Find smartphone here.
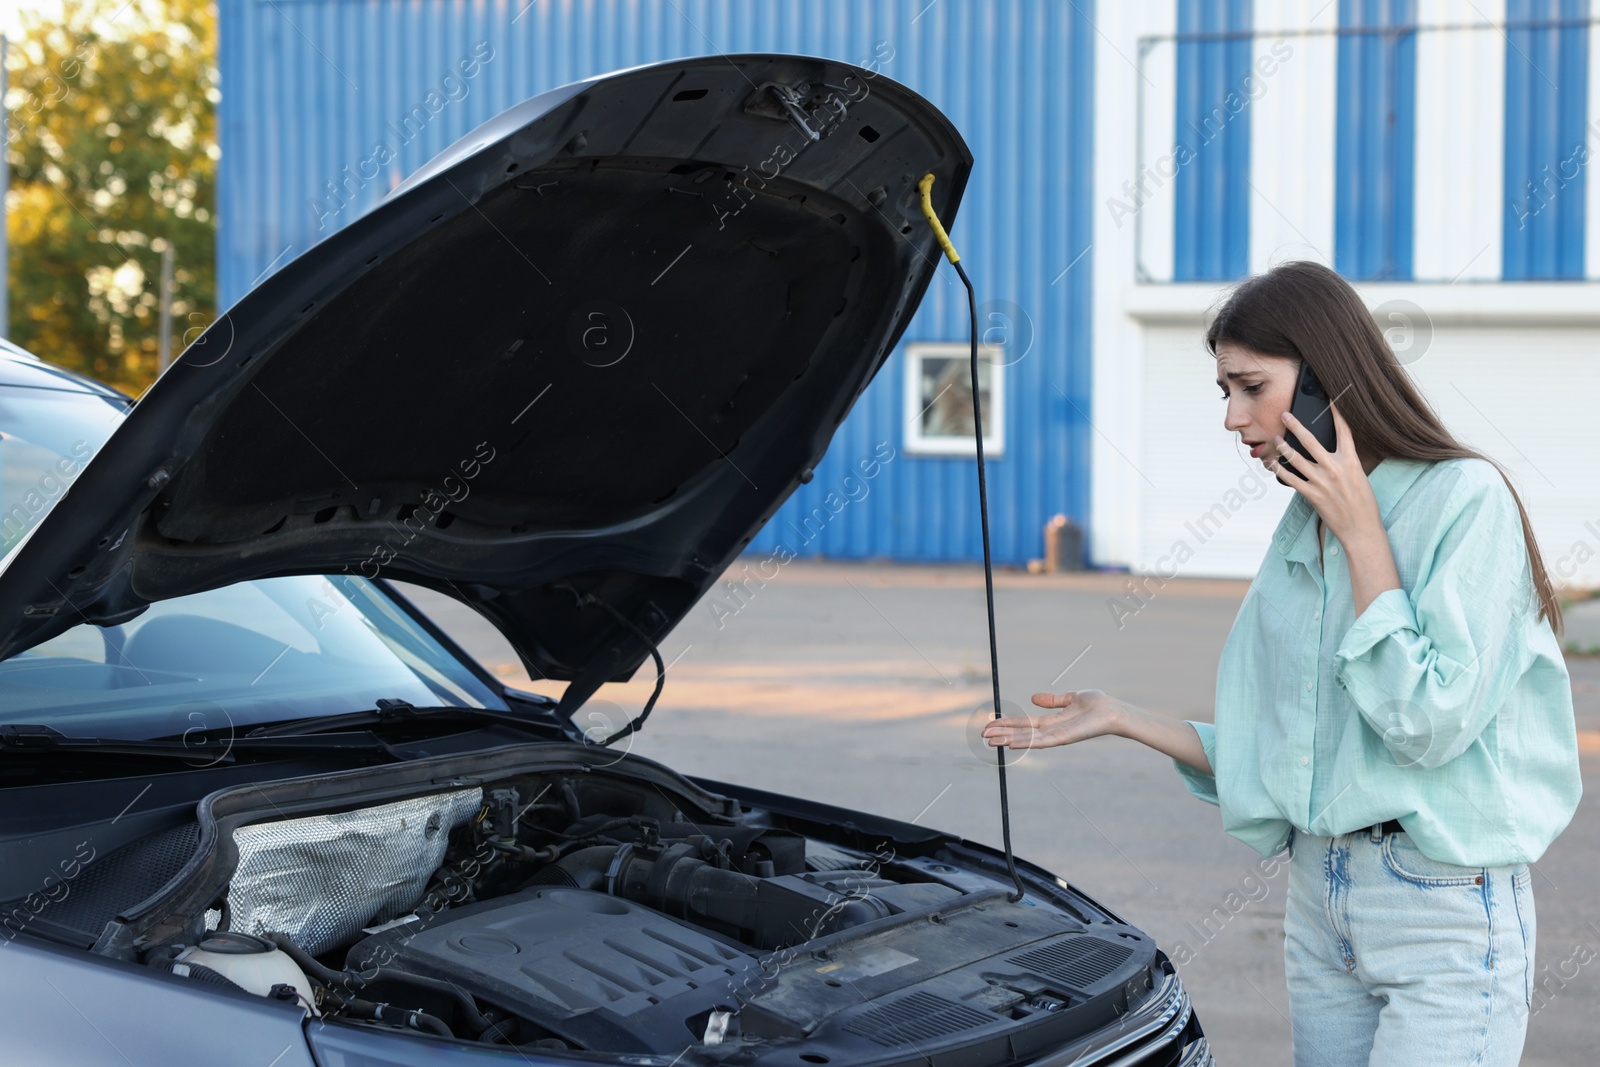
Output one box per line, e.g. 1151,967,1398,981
1280,359,1337,479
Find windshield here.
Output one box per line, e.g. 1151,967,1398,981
0,383,125,555
0,381,507,738
0,574,507,738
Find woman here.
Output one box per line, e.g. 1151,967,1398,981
982,261,1581,1066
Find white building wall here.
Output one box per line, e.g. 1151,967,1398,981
1090,0,1176,576
1248,1,1338,272
1093,3,1600,591
1413,0,1505,282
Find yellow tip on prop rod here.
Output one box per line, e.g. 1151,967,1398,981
916,173,960,264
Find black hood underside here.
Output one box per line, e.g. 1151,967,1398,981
0,55,971,721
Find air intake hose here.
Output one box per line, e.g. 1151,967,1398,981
537,841,889,950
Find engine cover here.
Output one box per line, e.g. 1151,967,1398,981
346,883,1160,1065
347,886,761,1052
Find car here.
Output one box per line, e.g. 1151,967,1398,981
0,54,1213,1067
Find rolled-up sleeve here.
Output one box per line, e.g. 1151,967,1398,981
1333,472,1533,771
1173,720,1220,806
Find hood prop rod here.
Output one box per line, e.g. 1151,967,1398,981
917,174,1026,904
553,585,665,748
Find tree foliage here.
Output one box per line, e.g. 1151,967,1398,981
5,0,217,394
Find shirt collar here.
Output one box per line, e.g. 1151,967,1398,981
1271,455,1433,568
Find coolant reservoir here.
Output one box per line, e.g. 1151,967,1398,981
174,932,320,1015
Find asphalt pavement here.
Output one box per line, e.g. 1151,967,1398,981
393,561,1599,1067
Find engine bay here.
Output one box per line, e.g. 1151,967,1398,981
42,746,1163,1063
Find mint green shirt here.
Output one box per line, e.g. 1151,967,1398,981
1174,455,1582,867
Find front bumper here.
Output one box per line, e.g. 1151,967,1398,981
1029,964,1214,1067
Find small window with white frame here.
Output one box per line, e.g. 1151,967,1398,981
902,342,1005,457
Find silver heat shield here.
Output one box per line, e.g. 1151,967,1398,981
226,788,482,954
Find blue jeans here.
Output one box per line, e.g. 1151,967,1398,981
1284,824,1535,1067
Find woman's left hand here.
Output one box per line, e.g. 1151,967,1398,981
1268,402,1382,546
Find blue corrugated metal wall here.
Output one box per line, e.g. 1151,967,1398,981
1172,0,1252,281
1503,0,1590,279
1335,0,1415,280
216,0,1096,566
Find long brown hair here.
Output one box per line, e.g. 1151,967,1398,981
1205,260,1563,637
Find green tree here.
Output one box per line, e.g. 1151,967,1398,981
4,0,217,394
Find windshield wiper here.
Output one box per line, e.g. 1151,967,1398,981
244,698,562,740
0,723,399,764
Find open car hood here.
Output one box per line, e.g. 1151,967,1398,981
0,54,971,719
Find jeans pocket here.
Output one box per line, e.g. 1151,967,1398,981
1379,832,1485,887
1512,865,1535,1011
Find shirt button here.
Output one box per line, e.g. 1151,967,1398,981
1305,681,1314,692
1300,757,1310,766
1330,545,1340,556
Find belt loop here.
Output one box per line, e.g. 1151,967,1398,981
1368,822,1382,844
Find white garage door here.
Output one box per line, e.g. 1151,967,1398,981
1405,323,1600,590
1138,322,1298,581
1135,320,1600,589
